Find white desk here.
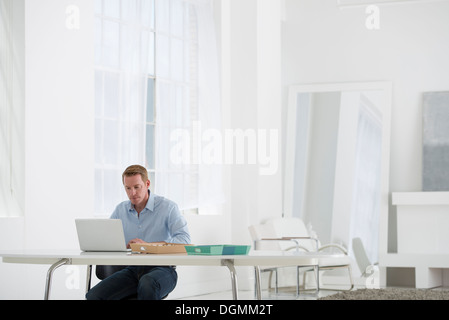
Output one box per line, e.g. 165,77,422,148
0,250,342,300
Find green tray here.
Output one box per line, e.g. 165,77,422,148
185,245,251,256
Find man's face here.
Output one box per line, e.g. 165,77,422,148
123,174,150,207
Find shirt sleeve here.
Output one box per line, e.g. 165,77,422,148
168,203,191,244
110,205,120,219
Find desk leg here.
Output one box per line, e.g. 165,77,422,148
221,259,238,300
254,266,262,300
44,258,70,300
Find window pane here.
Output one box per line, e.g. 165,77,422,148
122,0,138,22
95,119,103,163
104,119,119,165
95,0,103,15
104,169,122,214
124,76,145,121
156,0,169,33
121,121,145,165
171,38,184,81
95,18,102,65
174,85,184,127
95,169,104,214
149,171,155,184
95,70,103,118
171,0,184,37
141,0,155,29
169,173,184,205
146,124,155,170
141,30,155,76
184,173,198,209
104,0,120,19
121,24,139,73
147,32,155,76
103,20,120,68
147,78,155,123
104,72,120,119
156,34,169,77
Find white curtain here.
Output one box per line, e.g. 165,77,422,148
94,0,153,214
0,0,24,217
154,0,224,212
349,96,383,265
95,0,223,215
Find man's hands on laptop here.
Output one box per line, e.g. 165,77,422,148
127,238,145,249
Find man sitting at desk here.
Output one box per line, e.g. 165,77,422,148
86,165,191,300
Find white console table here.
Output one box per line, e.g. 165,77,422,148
384,192,449,288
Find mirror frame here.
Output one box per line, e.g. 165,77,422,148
284,81,392,259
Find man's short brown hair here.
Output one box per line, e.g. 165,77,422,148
122,165,149,184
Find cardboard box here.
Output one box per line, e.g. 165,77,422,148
130,242,191,254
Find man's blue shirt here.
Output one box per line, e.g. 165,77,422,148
110,191,191,245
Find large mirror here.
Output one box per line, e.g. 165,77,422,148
284,82,392,264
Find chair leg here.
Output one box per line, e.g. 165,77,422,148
347,265,354,291
298,267,319,293
254,266,262,300
317,265,354,291
86,265,92,294
296,267,300,296
275,268,278,294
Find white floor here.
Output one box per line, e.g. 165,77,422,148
176,285,449,300
176,287,344,300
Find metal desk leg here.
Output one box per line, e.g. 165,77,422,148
222,259,238,300
44,258,70,300
254,266,262,300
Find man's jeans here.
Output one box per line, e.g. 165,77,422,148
86,266,177,300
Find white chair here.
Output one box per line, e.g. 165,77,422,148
250,218,354,293
248,223,317,296
248,224,282,294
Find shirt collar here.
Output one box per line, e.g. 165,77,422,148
128,190,154,213
147,190,155,212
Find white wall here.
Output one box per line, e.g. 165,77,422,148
0,0,95,300
227,0,283,244
282,0,449,253
24,0,95,251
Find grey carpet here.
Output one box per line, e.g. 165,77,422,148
319,288,449,300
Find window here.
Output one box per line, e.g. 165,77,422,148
94,0,156,215
153,0,201,213
94,0,220,216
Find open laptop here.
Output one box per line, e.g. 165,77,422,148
75,219,129,252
